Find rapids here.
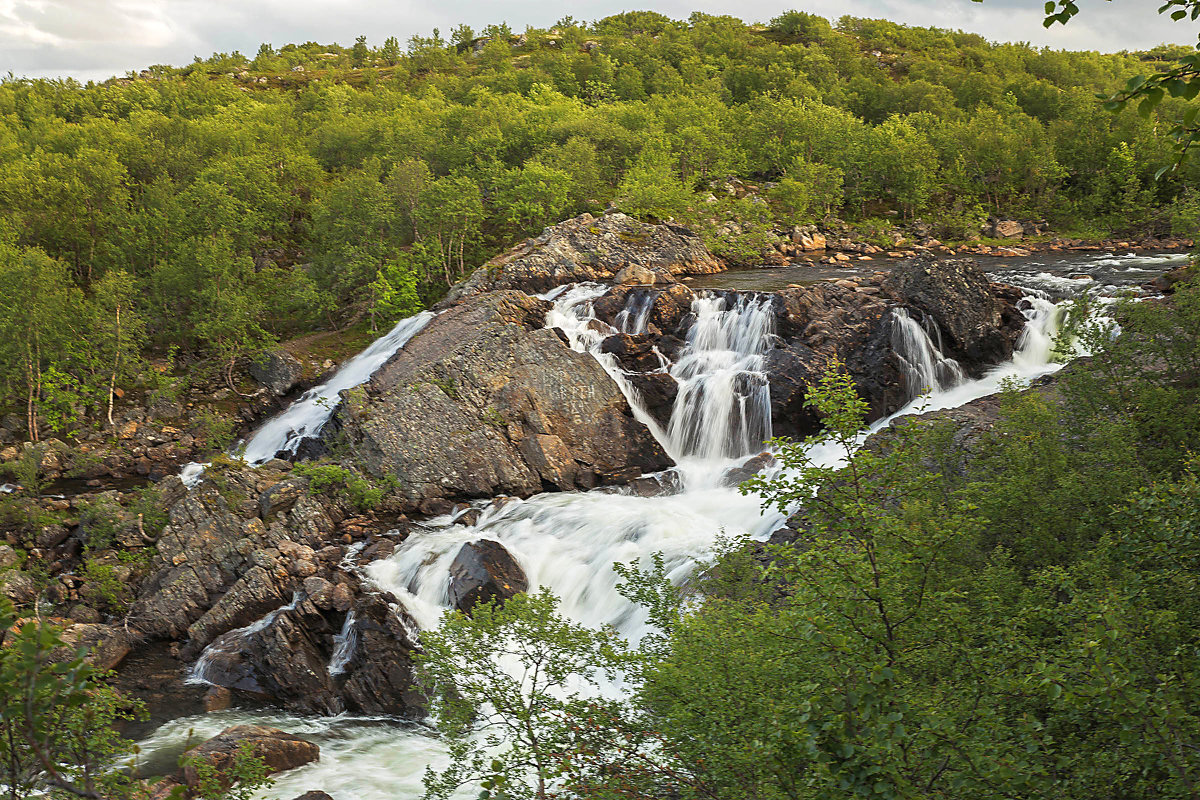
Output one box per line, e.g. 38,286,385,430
144,253,1158,799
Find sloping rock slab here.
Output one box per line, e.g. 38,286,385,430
335,290,671,511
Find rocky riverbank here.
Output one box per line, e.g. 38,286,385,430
0,210,1169,796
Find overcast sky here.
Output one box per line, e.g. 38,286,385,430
1,0,1195,83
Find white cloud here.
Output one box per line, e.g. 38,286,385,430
0,0,1195,82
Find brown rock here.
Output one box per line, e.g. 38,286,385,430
182,725,319,790
443,212,722,302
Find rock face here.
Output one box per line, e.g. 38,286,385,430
182,725,319,790
334,290,672,513
881,254,1021,371
442,212,723,303
448,540,528,613
249,350,305,396
195,589,426,718
127,470,337,648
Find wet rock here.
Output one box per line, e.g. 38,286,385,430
448,540,529,613
181,725,319,790
292,793,335,800
593,283,697,337
882,254,1022,371
600,334,664,372
628,470,683,497
249,350,305,396
720,452,777,487
196,589,426,719
624,372,679,428
335,290,672,509
443,212,723,302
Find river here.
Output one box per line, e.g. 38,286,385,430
136,250,1186,799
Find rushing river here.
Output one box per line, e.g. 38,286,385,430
140,251,1185,799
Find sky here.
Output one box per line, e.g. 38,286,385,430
1,0,1195,83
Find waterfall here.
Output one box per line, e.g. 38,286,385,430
327,610,358,676
613,289,657,334
241,311,436,464
666,294,775,461
891,308,965,400
157,271,1108,800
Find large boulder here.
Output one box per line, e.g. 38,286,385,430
448,540,529,613
181,725,319,790
334,290,672,512
443,212,723,303
248,350,304,396
194,588,426,718
882,254,1023,370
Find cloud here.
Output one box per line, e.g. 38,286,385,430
0,0,1194,82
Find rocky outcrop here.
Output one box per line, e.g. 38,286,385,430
249,350,305,396
181,725,319,790
127,469,339,648
195,587,426,718
881,254,1023,371
448,540,528,613
442,212,723,303
334,290,672,514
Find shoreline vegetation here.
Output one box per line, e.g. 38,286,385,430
2,10,1200,444
3,6,1200,799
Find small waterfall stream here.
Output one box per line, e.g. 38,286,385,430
160,270,1109,800
891,308,965,399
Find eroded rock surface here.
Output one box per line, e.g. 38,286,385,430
443,212,723,303
334,290,672,513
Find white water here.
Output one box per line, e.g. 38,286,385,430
666,294,775,462
328,610,358,677
891,308,966,400
149,273,1101,800
242,312,436,464
178,312,436,487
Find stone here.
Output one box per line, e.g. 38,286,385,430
249,350,305,396
54,623,132,671
0,571,37,606
448,540,529,613
203,686,234,712
334,290,671,510
442,212,723,302
292,794,335,800
992,220,1024,239
181,725,319,790
882,254,1022,370
0,544,18,568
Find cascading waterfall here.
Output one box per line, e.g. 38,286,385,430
180,311,436,488
613,289,657,334
327,611,358,676
152,268,1113,800
891,308,965,399
666,294,775,461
